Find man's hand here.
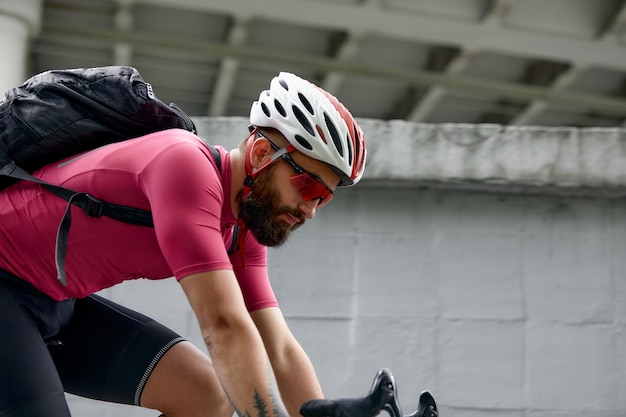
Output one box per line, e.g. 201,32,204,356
300,368,396,417
300,369,438,417
301,395,388,417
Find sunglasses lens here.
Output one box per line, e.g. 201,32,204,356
289,173,334,208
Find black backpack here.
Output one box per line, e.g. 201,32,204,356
0,66,225,285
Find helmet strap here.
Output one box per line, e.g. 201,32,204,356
238,127,290,260
242,128,289,197
242,133,257,198
236,132,257,266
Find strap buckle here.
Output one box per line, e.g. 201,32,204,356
83,194,104,217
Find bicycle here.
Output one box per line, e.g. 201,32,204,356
300,368,438,417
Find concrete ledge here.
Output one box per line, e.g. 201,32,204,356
193,117,626,198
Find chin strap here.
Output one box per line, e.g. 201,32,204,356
241,127,287,197
237,127,287,267
235,132,258,268
242,134,255,199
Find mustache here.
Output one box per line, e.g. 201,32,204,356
276,207,306,227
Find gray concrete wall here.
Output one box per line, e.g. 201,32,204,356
67,119,626,416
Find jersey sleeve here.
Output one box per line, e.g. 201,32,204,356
232,232,279,312
138,129,278,311
139,132,233,279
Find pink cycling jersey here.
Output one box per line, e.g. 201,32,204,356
0,129,278,310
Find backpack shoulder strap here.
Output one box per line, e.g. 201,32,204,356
0,142,224,227
0,162,153,226
0,142,232,287
204,144,240,257
0,162,154,286
207,144,221,172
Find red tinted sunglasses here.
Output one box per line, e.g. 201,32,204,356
258,131,335,208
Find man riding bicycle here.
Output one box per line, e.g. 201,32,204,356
0,72,366,416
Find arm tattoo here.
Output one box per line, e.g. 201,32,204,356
253,390,270,417
224,362,289,417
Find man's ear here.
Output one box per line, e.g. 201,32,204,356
249,137,274,170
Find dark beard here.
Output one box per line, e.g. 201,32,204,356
237,165,305,247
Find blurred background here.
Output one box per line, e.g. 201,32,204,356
2,1,626,417
3,0,626,126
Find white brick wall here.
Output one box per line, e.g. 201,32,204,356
63,119,626,416
70,186,626,417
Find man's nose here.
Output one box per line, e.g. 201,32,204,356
299,199,318,219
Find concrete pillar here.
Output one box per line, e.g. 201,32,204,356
0,0,42,94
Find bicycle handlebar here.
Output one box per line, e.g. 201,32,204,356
300,368,437,417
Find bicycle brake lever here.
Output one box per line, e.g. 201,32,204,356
404,391,438,417
370,368,401,417
377,370,438,417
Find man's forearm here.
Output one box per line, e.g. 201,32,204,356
180,272,293,417
207,323,291,417
271,343,324,417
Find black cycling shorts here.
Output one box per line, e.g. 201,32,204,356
0,269,184,417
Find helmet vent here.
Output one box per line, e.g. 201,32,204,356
261,102,271,117
346,133,353,167
316,125,328,144
279,79,289,90
352,124,360,166
298,93,315,115
274,99,287,117
295,134,313,150
324,113,343,157
292,105,315,136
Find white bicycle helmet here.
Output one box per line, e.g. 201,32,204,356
250,72,366,186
